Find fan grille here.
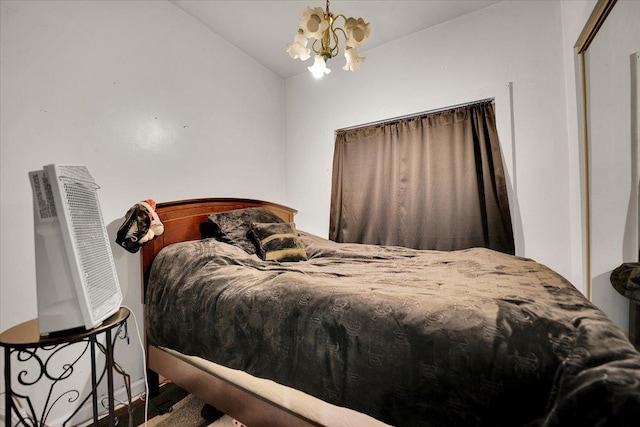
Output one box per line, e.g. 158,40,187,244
58,165,120,320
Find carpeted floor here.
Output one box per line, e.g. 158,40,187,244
146,394,236,427
100,383,237,427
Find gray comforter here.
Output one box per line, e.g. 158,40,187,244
146,232,640,426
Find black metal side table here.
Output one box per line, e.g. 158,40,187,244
0,307,130,427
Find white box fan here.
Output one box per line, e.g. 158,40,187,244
29,164,122,335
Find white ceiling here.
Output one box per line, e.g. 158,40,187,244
169,0,502,79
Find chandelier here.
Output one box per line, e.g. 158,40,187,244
286,0,371,78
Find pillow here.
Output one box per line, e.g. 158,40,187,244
250,222,308,262
207,208,284,254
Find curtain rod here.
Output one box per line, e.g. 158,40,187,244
336,97,495,132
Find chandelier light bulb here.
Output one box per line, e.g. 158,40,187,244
343,47,365,72
300,6,329,39
287,29,311,61
308,55,332,78
344,17,371,48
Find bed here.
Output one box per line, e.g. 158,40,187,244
141,198,640,426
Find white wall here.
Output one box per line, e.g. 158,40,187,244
284,0,636,334
0,0,284,423
285,1,573,277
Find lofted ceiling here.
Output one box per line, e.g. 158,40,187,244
169,0,502,79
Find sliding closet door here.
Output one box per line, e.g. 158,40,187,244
583,0,640,331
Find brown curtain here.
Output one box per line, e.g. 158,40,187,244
329,101,515,254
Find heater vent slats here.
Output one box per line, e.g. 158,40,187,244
57,165,122,322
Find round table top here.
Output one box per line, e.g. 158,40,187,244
0,307,130,348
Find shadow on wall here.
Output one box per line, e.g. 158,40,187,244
507,82,525,257
593,271,630,334
106,218,143,308
624,51,640,264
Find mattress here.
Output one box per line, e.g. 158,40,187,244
157,346,390,426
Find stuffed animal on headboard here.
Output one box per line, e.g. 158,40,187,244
116,199,164,253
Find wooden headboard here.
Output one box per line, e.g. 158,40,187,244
140,198,297,300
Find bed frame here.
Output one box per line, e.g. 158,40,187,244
140,198,323,427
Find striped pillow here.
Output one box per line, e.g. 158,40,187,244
251,222,308,262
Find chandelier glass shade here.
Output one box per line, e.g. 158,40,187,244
287,0,371,78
